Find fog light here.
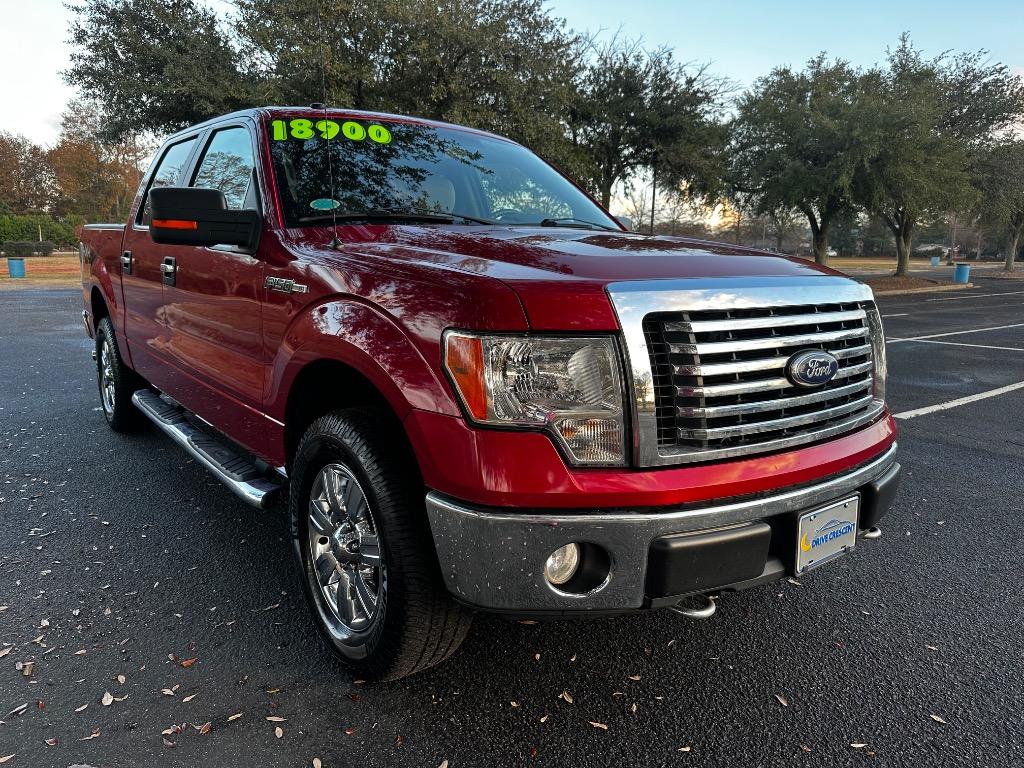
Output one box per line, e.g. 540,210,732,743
544,543,580,586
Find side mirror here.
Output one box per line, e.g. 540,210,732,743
616,216,633,231
149,187,260,251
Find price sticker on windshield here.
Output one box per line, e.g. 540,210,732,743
270,118,392,144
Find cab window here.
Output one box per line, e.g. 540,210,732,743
191,127,258,210
139,136,198,225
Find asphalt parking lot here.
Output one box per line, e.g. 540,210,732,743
1,281,1023,768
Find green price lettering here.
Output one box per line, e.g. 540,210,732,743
270,118,393,145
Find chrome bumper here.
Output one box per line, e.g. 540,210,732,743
425,444,899,612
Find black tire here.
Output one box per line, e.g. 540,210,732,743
94,317,144,432
289,408,471,681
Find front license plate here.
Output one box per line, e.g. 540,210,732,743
795,496,860,575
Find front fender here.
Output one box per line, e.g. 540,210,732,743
265,298,462,457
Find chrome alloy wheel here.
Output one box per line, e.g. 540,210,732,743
99,338,116,416
307,463,384,634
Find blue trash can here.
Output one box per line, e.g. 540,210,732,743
930,256,940,267
953,263,971,284
6,257,26,279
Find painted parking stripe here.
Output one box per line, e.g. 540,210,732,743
886,322,1024,343
888,339,1024,352
893,381,1024,420
927,290,1024,302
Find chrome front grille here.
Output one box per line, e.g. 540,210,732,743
606,277,887,467
644,302,877,453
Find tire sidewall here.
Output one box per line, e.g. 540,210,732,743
95,318,130,429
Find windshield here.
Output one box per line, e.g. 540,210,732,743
266,115,617,230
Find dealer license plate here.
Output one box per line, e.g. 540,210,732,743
795,496,860,575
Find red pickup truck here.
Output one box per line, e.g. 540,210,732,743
79,106,900,680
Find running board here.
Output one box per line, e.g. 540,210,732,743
132,389,284,509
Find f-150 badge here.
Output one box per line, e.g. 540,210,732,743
265,276,309,294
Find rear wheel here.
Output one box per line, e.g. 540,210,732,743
289,408,471,680
95,317,143,432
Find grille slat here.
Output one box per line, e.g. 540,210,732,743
643,300,880,459
665,308,867,334
668,326,869,356
677,379,872,418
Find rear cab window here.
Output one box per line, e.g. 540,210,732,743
138,136,199,226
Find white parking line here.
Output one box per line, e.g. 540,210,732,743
927,290,1024,302
893,381,1024,420
889,339,1024,352
886,322,1024,343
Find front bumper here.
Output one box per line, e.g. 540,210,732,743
426,444,900,614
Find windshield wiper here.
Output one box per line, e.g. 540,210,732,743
297,206,497,226
538,217,617,232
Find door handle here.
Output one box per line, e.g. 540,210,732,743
121,250,133,275
160,256,177,287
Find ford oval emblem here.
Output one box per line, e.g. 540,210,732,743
786,350,840,387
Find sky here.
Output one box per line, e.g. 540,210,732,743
0,0,1022,146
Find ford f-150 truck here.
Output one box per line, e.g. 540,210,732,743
79,106,901,680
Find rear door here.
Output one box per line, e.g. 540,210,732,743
121,135,200,385
157,122,267,455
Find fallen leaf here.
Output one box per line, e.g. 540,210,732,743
102,691,114,706
75,704,88,713
439,761,449,768
44,737,58,746
775,694,789,707
267,687,282,694
163,738,177,748
0,647,12,658
182,694,198,703
787,577,803,586
926,645,939,651
114,694,128,703
800,744,812,753
558,690,573,704
20,661,34,678
589,721,608,730
161,689,176,697
313,760,323,768
78,729,100,741
117,674,126,684
275,726,284,738
180,657,198,669
344,727,355,735
518,620,537,625
850,743,868,749
228,712,243,721
539,714,548,723
931,714,948,724
630,702,637,713
510,701,519,708
677,746,692,752
197,721,212,735
0,756,13,764
74,649,86,655
628,675,641,681
267,715,287,722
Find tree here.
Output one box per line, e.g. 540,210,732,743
974,140,1024,272
568,37,727,210
0,133,57,213
854,35,1024,276
65,0,256,141
730,56,877,266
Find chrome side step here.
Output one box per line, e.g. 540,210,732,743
132,389,284,509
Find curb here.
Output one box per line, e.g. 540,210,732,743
870,283,974,297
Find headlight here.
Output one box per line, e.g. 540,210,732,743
443,332,626,465
865,303,887,404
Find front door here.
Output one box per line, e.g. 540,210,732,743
157,123,267,455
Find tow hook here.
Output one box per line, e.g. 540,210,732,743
669,594,717,620
861,526,882,539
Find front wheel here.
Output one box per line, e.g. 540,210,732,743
289,409,471,680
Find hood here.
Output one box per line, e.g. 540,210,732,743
292,224,845,331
